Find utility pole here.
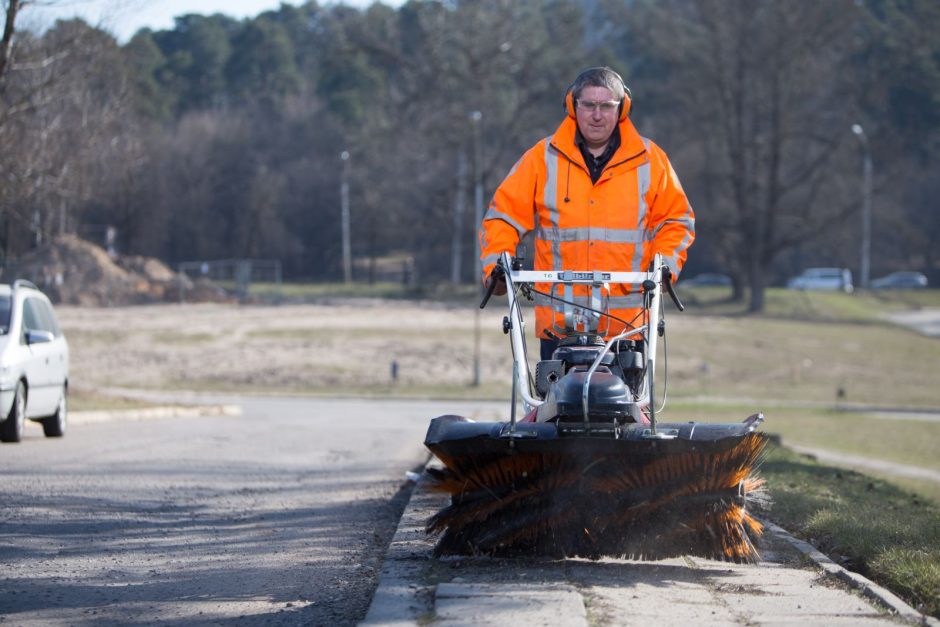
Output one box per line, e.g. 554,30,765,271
851,124,872,290
340,150,352,284
471,111,483,387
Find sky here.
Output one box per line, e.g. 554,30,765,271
19,0,396,42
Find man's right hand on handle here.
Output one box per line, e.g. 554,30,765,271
479,270,507,309
485,274,507,296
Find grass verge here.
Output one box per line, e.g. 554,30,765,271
763,445,940,619
676,285,940,319
668,402,940,476
69,388,163,412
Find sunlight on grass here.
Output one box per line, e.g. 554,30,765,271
871,548,940,616
764,446,940,618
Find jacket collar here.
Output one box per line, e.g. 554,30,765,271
549,115,648,173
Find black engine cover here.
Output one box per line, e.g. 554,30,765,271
538,367,640,422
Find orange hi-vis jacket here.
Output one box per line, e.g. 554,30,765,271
479,114,695,340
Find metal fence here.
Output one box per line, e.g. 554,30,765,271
177,259,282,302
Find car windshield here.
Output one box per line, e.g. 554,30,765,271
0,295,10,334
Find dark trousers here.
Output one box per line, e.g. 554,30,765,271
540,338,559,361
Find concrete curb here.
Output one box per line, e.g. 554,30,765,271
765,521,938,626
361,474,443,625
69,404,242,425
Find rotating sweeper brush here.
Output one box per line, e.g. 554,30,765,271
423,252,769,562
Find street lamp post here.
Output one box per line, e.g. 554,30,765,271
471,111,483,387
340,150,352,284
471,111,484,284
851,124,872,290
450,152,467,284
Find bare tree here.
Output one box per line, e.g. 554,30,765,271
1,4,135,257
0,0,20,84
335,0,595,278
623,0,866,311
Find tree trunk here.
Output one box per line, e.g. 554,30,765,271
747,262,765,313
0,0,20,86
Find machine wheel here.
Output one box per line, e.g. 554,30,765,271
0,382,26,443
41,386,67,438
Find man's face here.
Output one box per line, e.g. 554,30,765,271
574,85,620,149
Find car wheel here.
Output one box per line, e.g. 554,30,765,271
0,381,26,443
41,386,67,438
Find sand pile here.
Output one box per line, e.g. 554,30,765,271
1,235,226,305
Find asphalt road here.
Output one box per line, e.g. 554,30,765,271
0,396,506,626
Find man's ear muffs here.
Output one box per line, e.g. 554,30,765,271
564,68,633,121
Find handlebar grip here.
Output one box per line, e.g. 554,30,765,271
479,264,506,309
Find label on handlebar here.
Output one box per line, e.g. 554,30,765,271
560,270,610,282
513,270,651,284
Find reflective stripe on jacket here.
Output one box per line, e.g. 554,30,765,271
479,114,694,339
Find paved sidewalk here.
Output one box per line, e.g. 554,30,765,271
362,472,937,626
788,443,940,483
885,308,940,338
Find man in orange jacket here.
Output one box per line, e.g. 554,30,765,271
479,66,695,359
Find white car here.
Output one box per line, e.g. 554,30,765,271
0,280,69,442
870,271,928,290
786,267,854,293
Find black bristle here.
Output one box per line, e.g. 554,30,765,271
426,432,770,562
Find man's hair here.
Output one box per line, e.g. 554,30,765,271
570,67,626,102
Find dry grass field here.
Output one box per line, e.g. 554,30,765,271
59,297,940,409
60,301,510,395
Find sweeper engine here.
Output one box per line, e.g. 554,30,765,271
424,252,769,561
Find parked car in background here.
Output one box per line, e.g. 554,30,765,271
786,267,854,293
0,280,69,443
680,273,733,287
870,271,928,290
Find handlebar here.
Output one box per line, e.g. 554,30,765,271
481,254,685,311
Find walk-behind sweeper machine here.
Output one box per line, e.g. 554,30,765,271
424,251,769,561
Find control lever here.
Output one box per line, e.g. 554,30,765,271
662,267,685,311
480,260,506,309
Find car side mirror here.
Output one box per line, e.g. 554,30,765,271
26,329,55,345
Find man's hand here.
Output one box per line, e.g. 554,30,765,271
485,274,507,296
